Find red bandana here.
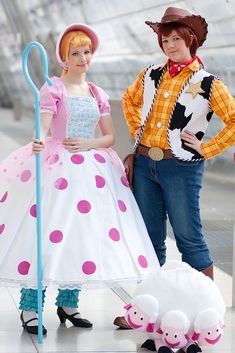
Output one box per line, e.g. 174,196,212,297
169,56,204,77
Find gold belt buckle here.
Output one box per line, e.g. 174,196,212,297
148,147,164,161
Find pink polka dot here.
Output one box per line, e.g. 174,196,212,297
49,230,63,243
94,153,106,163
95,175,105,188
82,261,96,275
30,204,36,217
0,191,8,203
49,154,59,164
118,200,127,212
77,200,91,214
71,154,84,164
54,177,68,190
121,175,129,187
0,224,5,235
109,228,120,241
18,261,30,275
138,255,148,268
20,170,32,182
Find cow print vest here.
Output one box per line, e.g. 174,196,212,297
141,65,216,161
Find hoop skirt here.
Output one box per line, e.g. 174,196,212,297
0,138,160,289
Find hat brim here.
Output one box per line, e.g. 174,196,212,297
146,14,208,47
56,23,99,68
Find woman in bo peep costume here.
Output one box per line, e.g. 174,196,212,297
0,23,159,335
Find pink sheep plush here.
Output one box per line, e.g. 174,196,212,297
156,310,190,351
192,308,224,346
124,294,159,334
129,260,226,353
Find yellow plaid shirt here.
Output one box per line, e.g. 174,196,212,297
123,59,235,160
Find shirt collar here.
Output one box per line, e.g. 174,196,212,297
187,58,202,72
160,57,202,72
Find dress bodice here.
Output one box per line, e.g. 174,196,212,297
66,96,100,138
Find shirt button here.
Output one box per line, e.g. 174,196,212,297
163,92,170,99
157,122,162,128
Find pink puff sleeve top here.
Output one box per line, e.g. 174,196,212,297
39,76,111,139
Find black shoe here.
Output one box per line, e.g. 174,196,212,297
57,307,93,328
20,311,47,335
158,347,174,353
186,343,202,353
141,339,156,351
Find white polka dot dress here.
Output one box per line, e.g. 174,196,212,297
0,97,160,289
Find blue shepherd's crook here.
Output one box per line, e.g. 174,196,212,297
22,42,52,343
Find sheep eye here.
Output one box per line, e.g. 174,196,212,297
166,332,169,336
140,317,143,320
208,331,211,335
134,311,137,315
174,334,178,338
216,329,219,332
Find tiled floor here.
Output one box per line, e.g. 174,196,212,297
0,108,235,352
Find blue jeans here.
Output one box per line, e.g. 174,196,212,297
133,154,212,271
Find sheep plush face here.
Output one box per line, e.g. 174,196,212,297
159,310,190,349
124,294,159,333
192,308,225,346
193,323,224,346
124,303,150,330
161,327,188,349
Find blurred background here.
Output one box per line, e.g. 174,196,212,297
0,3,234,352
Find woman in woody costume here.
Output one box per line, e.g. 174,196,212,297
113,6,235,336
0,23,160,335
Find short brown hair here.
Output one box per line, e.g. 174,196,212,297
158,23,199,56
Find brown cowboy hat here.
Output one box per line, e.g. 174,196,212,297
145,7,208,46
